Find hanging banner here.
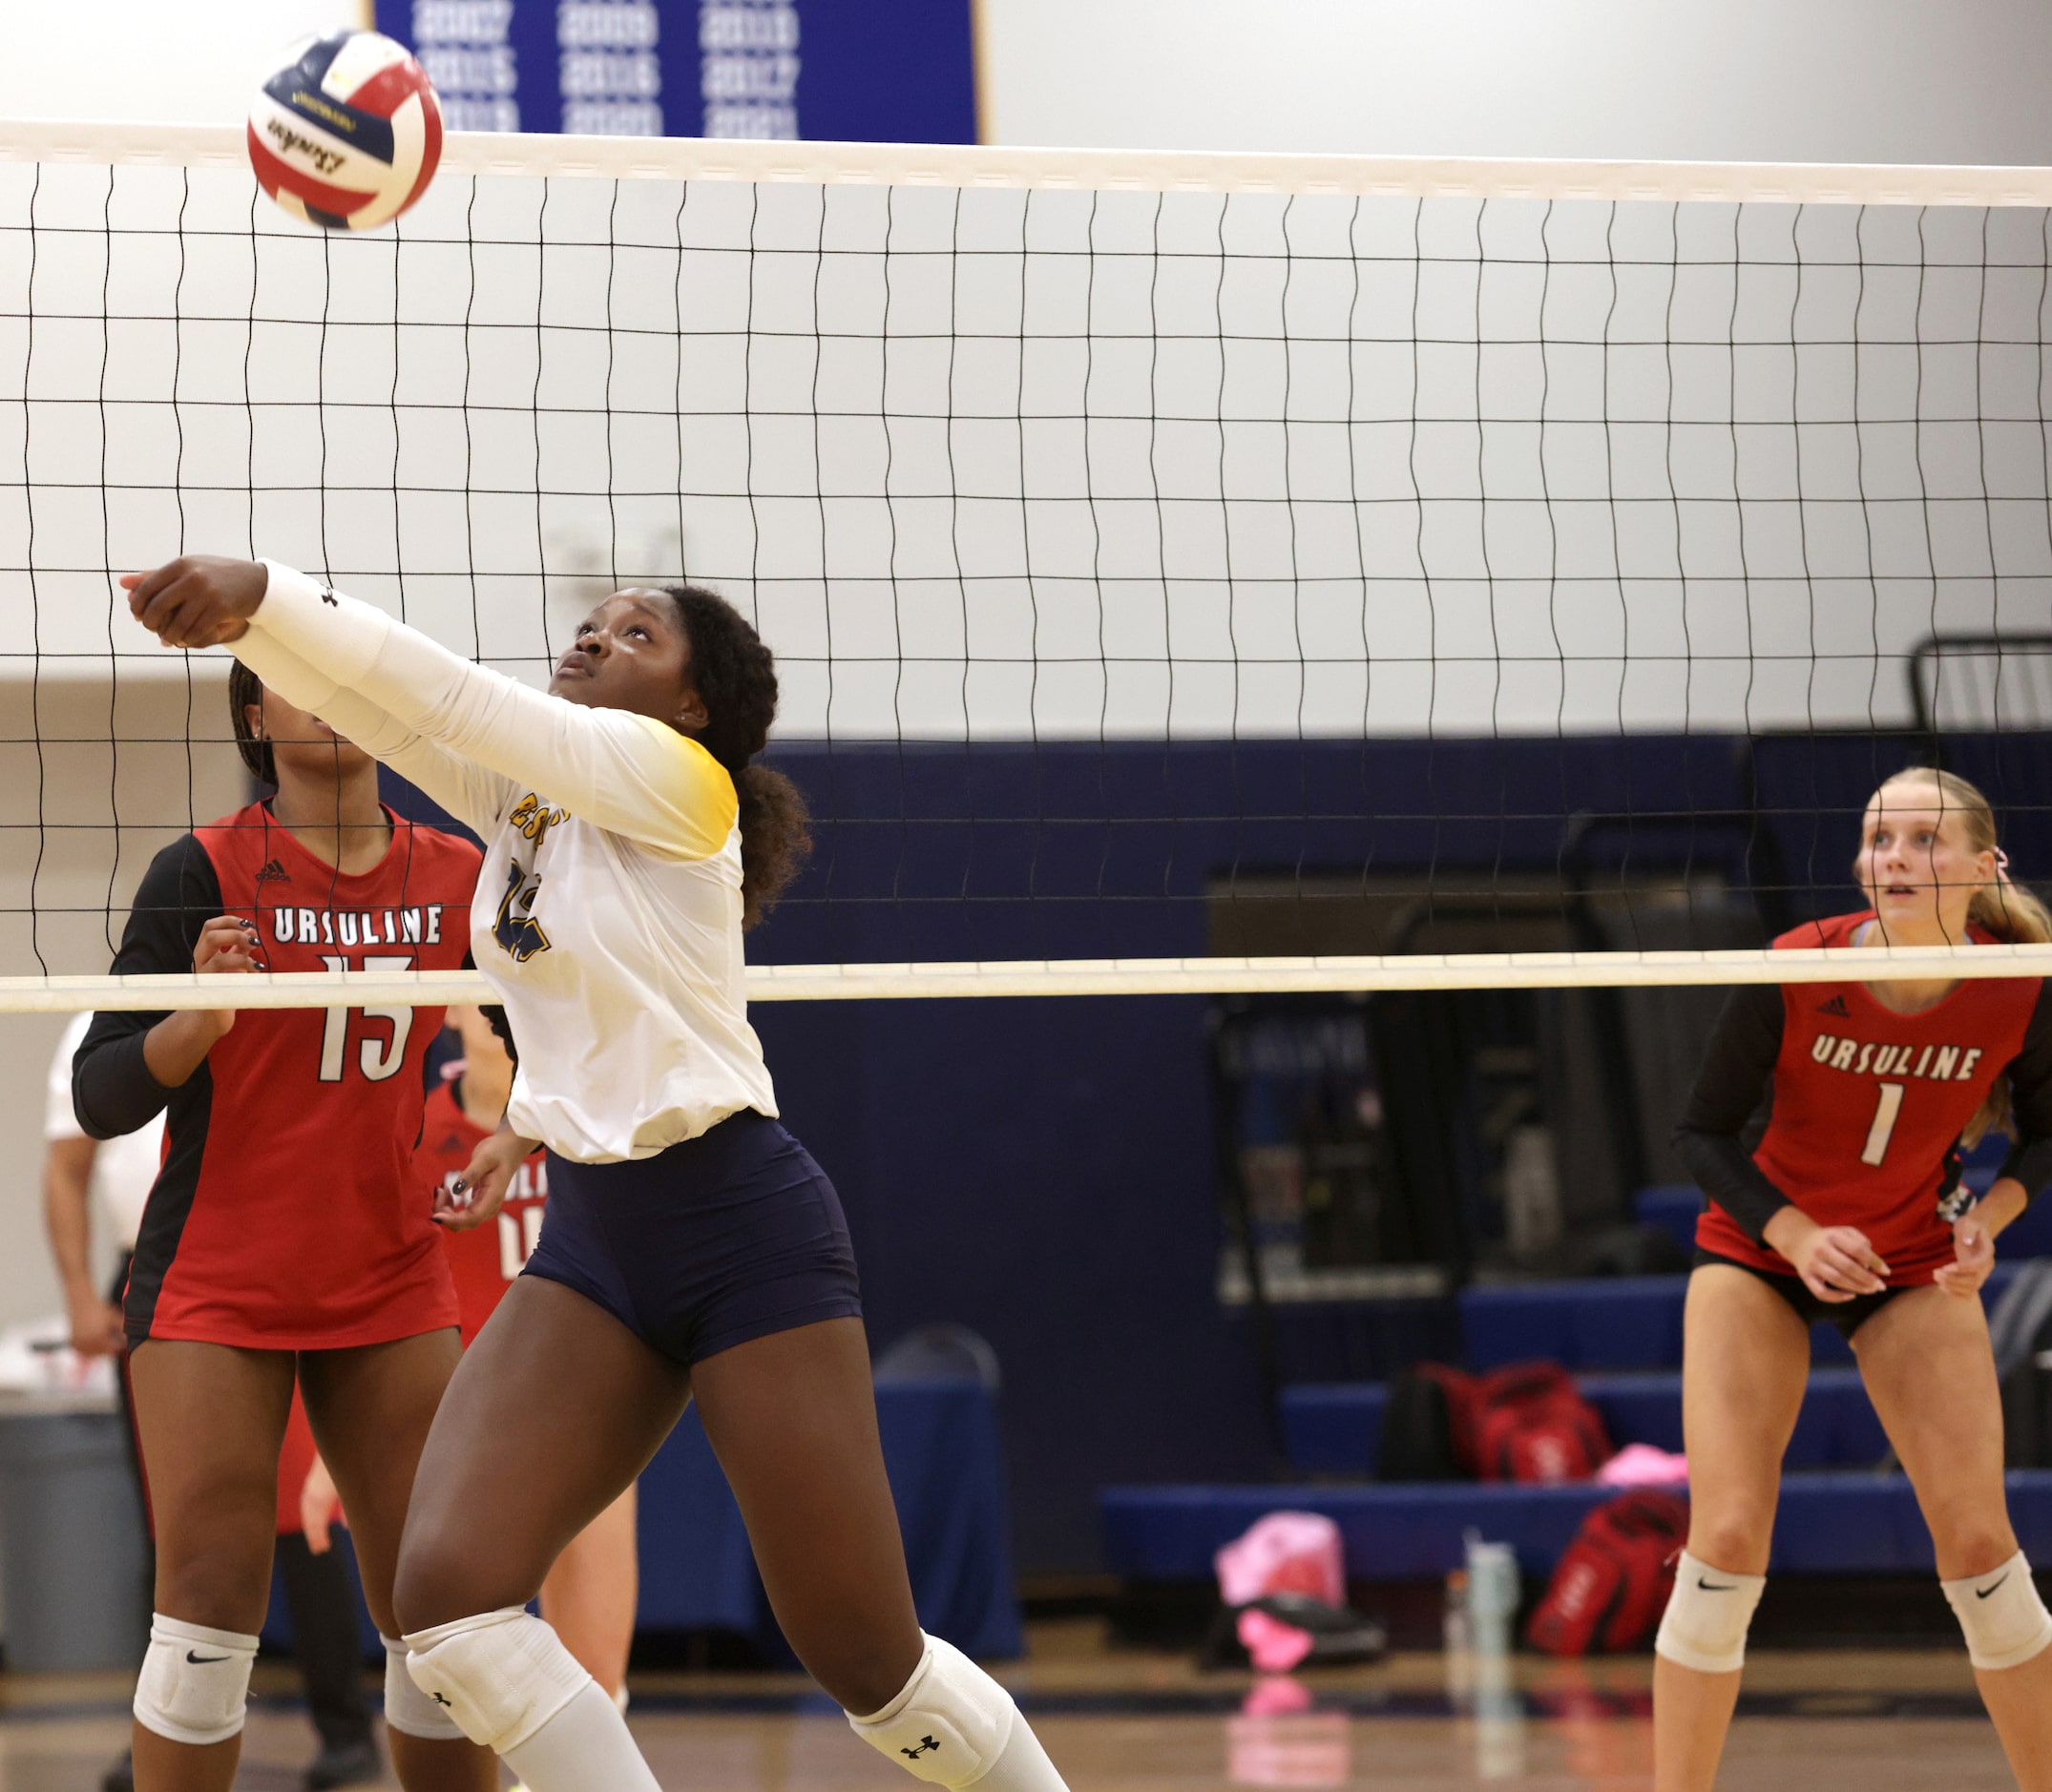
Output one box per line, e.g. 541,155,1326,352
377,1,978,144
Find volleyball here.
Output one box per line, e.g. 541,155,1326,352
246,31,442,232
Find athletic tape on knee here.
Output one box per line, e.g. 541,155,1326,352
381,1635,467,1740
1942,1552,2052,1671
1654,1552,1767,1676
848,1633,1017,1788
403,1608,592,1754
133,1614,259,1746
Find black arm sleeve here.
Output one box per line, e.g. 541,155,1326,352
72,833,222,1139
1671,982,1794,1245
1998,982,2052,1200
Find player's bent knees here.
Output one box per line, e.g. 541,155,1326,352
1685,1516,1773,1580
1654,1552,1767,1677
403,1609,591,1753
134,1615,259,1746
1943,1552,2052,1672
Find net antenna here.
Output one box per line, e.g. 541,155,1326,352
4,123,2051,1011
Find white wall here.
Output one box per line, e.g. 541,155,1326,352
978,0,2052,166
0,0,368,126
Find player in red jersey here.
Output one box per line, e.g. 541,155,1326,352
73,667,497,1792
416,1006,638,1702
1655,769,2052,1792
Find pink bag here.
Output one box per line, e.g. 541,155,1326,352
1214,1511,1347,1609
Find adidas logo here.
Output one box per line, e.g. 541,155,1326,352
1816,993,1850,1016
254,859,291,886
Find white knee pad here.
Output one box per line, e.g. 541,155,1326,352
381,1635,467,1741
1654,1552,1767,1676
403,1608,592,1754
133,1614,259,1746
1943,1552,2052,1671
848,1633,1018,1788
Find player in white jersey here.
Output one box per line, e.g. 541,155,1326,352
123,555,1071,1792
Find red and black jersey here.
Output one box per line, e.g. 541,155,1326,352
415,1078,549,1345
1681,910,2052,1285
73,801,481,1349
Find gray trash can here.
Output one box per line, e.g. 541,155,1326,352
0,1399,148,1672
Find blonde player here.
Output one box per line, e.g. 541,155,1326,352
124,555,1070,1792
1658,769,2052,1790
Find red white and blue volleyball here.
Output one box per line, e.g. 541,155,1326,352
246,31,443,232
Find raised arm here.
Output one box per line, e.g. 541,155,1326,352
247,564,734,857
231,626,512,838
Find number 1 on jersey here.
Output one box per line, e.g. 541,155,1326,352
1861,1081,1906,1166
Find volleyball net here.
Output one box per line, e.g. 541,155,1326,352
4,123,2052,1011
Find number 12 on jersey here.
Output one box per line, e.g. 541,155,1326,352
1861,1081,1905,1167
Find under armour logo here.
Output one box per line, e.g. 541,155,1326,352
255,858,291,885
1816,993,1850,1016
431,1692,452,1707
901,1737,942,1761
319,585,340,607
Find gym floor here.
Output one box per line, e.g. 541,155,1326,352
0,1622,2015,1790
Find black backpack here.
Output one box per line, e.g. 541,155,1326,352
1377,1363,1473,1481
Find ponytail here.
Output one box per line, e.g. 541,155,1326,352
1874,768,2047,1146
659,584,812,929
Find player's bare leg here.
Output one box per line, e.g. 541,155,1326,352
126,1341,295,1792
539,1483,639,1698
297,1329,498,1792
689,1317,925,1712
1653,1267,1811,1792
1857,1286,2052,1791
395,1280,690,1629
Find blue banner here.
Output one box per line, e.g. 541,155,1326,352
378,1,977,144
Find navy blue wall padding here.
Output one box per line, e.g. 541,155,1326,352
1461,1277,1691,1372
1281,1366,1890,1477
264,1378,1021,1662
1102,1470,2052,1581
1633,1187,1705,1258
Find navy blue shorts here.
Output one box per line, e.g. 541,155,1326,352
522,1109,862,1366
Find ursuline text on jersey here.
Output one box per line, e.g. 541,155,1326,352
1810,1031,1985,1082
267,905,449,947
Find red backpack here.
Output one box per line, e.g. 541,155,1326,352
1525,1490,1689,1656
1469,1363,1612,1484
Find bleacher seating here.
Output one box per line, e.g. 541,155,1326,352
1101,1221,2046,1586
1280,1366,1888,1475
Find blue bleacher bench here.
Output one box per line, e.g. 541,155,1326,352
1280,1366,1888,1477
1100,1471,2052,1581
1460,1261,2021,1372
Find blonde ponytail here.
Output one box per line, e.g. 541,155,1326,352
1875,768,2047,1147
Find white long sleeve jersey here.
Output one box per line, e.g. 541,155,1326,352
234,561,778,1162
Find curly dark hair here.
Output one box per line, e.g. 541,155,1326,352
228,659,275,786
660,584,811,929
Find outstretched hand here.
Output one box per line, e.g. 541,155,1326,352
122,556,268,650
